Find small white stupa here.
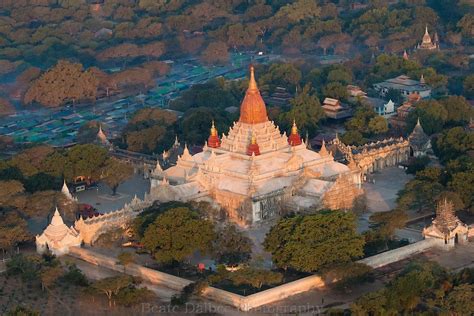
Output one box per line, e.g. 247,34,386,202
36,207,82,256
61,180,76,202
97,124,111,147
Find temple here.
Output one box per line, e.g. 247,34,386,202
150,67,362,226
408,118,432,157
36,208,82,256
423,199,469,247
417,26,439,50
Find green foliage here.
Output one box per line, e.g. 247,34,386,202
132,201,190,240
325,262,374,291
406,156,430,174
264,211,365,272
171,280,208,306
213,224,252,266
141,207,215,264
406,100,448,135
439,96,473,126
100,158,133,195
115,286,155,307
178,107,232,146
340,130,365,146
61,264,89,287
434,127,474,162
260,63,302,93
122,108,178,153
344,106,387,141
91,275,135,306
230,267,283,290
6,306,40,316
397,168,444,212
279,84,325,135
6,254,41,282
351,261,449,314
0,212,31,252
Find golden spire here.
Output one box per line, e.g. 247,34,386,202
210,120,217,136
291,119,298,135
248,65,258,91
251,133,257,144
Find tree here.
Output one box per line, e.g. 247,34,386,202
6,306,40,316
179,107,231,146
260,63,302,93
276,0,320,23
92,275,134,307
406,100,448,135
384,88,403,104
141,207,215,264
341,131,365,146
439,96,473,125
200,42,228,65
397,168,444,212
368,209,408,242
264,211,365,272
65,144,108,181
449,172,474,211
441,284,474,314
435,127,474,162
0,98,15,116
40,265,64,291
322,82,348,100
77,121,100,144
213,224,252,266
117,252,135,273
368,116,388,134
280,84,325,134
463,75,474,98
24,60,98,107
100,158,133,195
230,268,283,289
0,212,31,253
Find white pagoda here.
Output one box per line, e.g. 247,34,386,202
36,208,82,256
150,67,362,226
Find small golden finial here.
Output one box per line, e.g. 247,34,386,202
291,119,298,135
248,65,258,91
210,120,217,136
251,133,257,144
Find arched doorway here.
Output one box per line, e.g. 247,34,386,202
455,233,459,244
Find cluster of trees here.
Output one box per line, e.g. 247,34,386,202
351,262,474,315
20,59,170,107
341,106,388,146
264,210,365,273
0,0,471,110
0,144,133,194
130,204,368,292
405,96,473,135
133,202,252,267
6,253,154,310
0,144,134,254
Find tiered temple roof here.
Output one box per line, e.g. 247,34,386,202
151,67,361,225
408,118,430,149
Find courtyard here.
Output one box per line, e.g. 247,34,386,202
75,173,150,212
362,166,413,213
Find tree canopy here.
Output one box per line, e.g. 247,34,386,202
141,207,215,264
264,211,365,272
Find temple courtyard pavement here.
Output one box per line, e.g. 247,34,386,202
75,172,150,212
